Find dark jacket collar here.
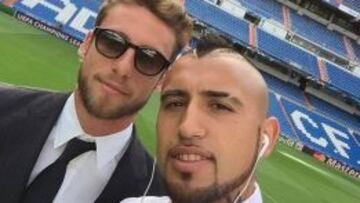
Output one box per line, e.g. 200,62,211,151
0,90,69,203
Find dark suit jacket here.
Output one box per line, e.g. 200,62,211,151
0,85,165,203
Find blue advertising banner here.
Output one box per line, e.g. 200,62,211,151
281,98,360,170
13,0,101,40
14,11,82,46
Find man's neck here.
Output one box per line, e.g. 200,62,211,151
74,92,135,136
215,181,257,203
238,180,256,202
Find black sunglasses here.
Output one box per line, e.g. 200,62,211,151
93,27,171,76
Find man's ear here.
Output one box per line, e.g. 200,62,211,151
78,31,94,62
261,116,280,158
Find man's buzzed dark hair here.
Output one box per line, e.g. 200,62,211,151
192,33,256,69
195,33,234,57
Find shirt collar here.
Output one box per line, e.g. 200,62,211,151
53,93,133,169
83,125,132,169
53,93,83,148
243,182,263,203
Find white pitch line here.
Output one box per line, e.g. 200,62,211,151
278,150,338,180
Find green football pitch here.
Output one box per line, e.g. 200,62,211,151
0,11,358,203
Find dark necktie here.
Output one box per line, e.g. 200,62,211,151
22,138,96,203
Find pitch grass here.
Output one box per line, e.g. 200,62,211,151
0,12,359,203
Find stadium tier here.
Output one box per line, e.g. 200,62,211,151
309,95,360,131
288,9,348,57
185,0,360,100
184,0,249,45
277,96,359,169
326,62,360,98
263,71,360,132
268,91,297,140
238,0,358,62
256,29,320,77
262,72,307,105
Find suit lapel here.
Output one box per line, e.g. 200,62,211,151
0,91,69,203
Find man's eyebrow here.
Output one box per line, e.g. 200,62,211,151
160,89,188,102
200,90,243,106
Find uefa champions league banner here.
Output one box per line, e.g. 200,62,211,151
281,98,360,170
12,0,101,41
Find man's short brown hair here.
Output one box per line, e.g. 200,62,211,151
95,0,193,58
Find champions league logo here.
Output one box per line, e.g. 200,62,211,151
14,0,100,39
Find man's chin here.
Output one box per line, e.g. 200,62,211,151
164,180,224,203
163,167,253,203
81,90,147,120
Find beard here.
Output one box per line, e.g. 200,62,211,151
163,173,249,203
77,68,149,120
163,131,260,203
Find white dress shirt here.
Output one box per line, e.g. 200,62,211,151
120,182,263,203
28,93,133,203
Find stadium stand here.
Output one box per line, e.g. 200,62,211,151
264,68,359,144
185,0,249,45
326,62,360,97
239,0,359,64
263,68,360,131
238,0,354,60
279,96,359,168
188,0,360,99
262,67,360,168
185,0,360,171
257,28,360,100
262,71,307,105
257,29,320,77
268,91,299,140
289,9,348,58
309,95,360,131
265,79,360,170
238,0,283,22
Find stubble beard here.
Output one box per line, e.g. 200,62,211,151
163,166,253,203
77,68,149,120
163,135,260,203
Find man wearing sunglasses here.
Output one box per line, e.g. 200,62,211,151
0,0,192,202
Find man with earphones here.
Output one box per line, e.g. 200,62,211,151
122,34,280,203
0,0,192,202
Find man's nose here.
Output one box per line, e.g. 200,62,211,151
178,103,206,140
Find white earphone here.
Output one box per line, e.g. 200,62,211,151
233,133,270,203
258,134,270,158
141,158,157,203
